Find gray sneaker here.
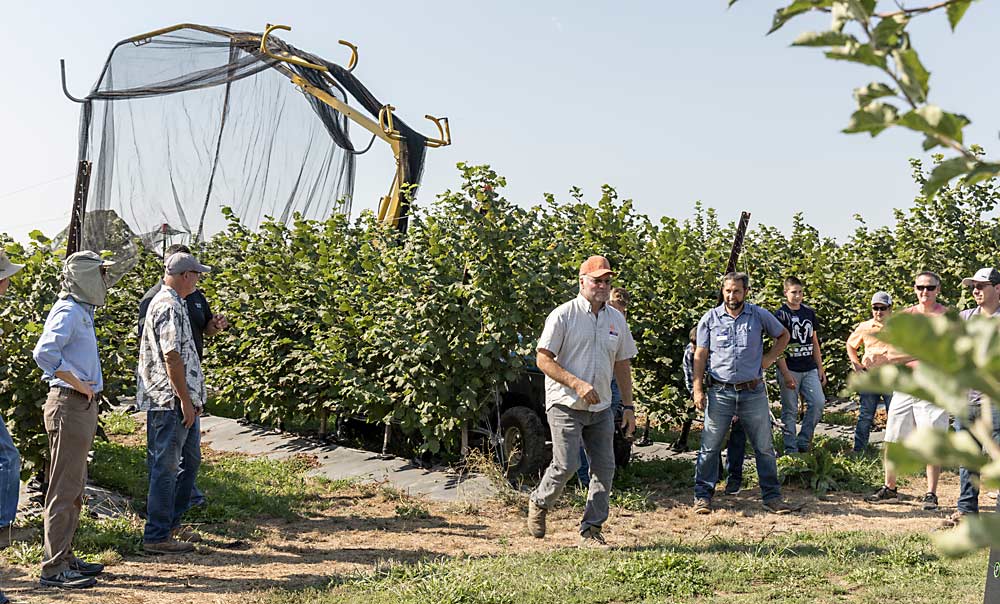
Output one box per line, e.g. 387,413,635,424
527,499,546,539
144,538,195,554
693,498,711,515
579,525,608,547
39,569,97,588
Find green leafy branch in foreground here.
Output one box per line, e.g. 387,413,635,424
731,0,999,196
851,311,1000,556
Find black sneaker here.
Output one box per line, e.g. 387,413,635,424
39,570,97,588
724,480,742,495
921,492,938,511
865,485,898,503
68,557,104,576
763,498,793,514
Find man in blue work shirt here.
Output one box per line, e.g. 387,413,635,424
33,251,115,588
691,272,793,515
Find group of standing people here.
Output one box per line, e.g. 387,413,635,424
0,245,224,591
525,258,1000,542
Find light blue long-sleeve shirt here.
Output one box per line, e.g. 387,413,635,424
32,296,103,393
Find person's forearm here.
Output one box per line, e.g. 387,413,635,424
54,370,87,393
536,353,583,391
164,351,192,405
692,348,708,394
764,333,791,365
613,360,633,407
776,358,790,374
812,332,824,368
847,345,862,366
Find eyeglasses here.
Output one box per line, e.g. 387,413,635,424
584,276,611,286
915,285,937,291
871,305,889,311
971,282,996,291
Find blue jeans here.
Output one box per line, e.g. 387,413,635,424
695,382,781,502
777,369,825,453
854,391,891,452
955,404,1000,514
0,418,20,528
144,410,201,543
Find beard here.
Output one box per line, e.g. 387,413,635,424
725,299,744,311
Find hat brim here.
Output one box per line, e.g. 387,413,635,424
581,269,613,279
0,263,25,281
962,277,998,287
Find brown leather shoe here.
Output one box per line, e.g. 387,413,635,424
171,526,203,543
527,499,546,538
144,539,195,554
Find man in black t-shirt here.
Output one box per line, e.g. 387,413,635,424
137,244,229,528
773,276,826,454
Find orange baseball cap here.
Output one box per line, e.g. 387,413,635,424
579,255,614,278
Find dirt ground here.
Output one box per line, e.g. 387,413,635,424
0,451,973,604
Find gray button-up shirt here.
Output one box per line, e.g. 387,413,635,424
537,295,638,412
696,302,785,384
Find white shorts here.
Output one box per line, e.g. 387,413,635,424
882,391,950,443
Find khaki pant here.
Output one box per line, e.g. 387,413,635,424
41,388,97,577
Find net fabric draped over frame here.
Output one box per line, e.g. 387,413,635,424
75,24,427,257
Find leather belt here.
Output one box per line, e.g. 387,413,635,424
51,386,87,398
708,377,761,391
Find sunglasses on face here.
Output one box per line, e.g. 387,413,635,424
971,282,996,291
915,285,937,291
872,305,889,311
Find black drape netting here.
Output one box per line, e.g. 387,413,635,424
77,24,427,257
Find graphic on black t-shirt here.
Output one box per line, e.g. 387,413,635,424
774,303,818,372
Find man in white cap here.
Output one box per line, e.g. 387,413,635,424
945,268,1000,527
527,255,637,546
33,251,115,588
846,291,895,453
137,252,212,554
0,251,25,602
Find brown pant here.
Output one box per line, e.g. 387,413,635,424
41,388,97,577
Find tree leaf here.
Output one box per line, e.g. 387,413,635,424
853,82,897,107
792,31,857,47
841,102,898,137
947,0,973,31
872,15,908,49
933,512,1000,557
892,48,931,104
825,42,888,69
962,161,1000,187
924,157,977,197
768,1,835,34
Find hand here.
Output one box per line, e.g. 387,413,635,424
180,398,197,428
212,315,230,331
818,368,828,386
621,408,636,439
693,389,706,412
78,380,97,402
851,361,866,373
781,372,797,390
573,379,600,406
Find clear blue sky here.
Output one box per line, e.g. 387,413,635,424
2,1,998,241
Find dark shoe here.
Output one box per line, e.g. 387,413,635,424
68,558,104,576
724,480,742,495
144,538,195,554
693,498,711,515
579,525,608,547
39,570,97,588
865,485,898,503
527,499,546,539
0,524,9,550
1,589,9,604
763,498,793,514
921,492,939,511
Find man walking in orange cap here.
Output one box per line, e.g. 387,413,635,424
527,256,637,546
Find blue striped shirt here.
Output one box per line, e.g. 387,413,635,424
32,297,103,393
